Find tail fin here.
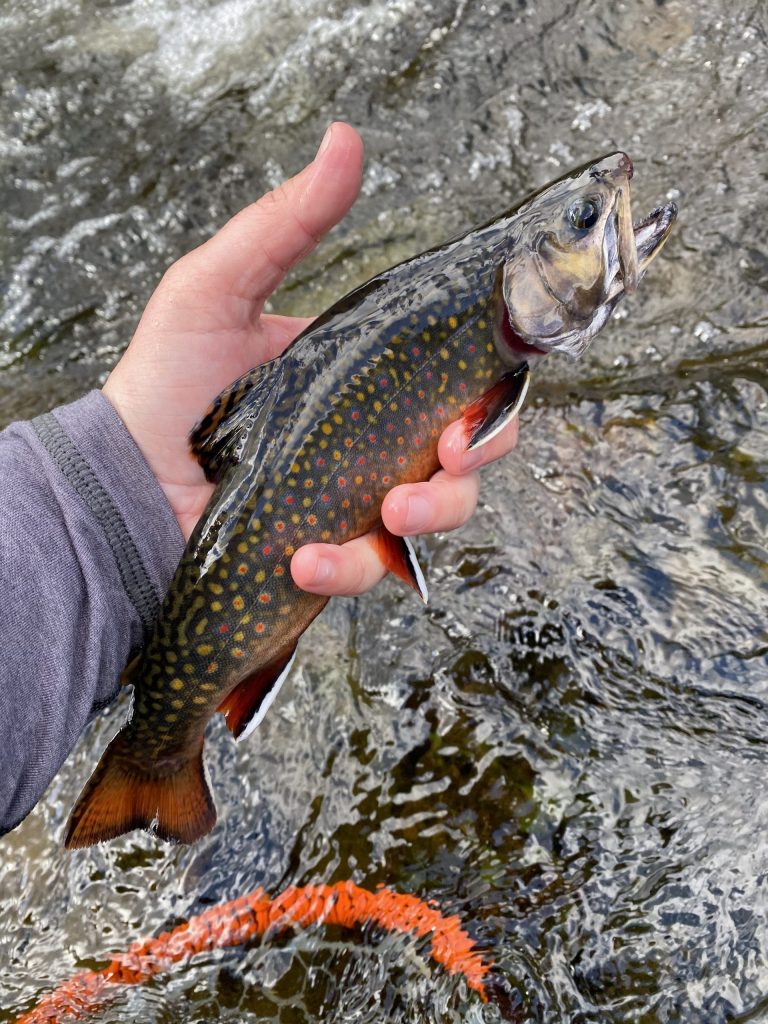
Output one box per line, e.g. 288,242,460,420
64,731,216,849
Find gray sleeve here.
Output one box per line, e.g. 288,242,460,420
0,390,185,832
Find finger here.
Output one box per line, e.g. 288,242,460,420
437,414,520,475
178,122,363,304
259,313,316,356
291,538,387,596
381,470,481,537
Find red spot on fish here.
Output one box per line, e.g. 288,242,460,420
380,450,387,460
370,471,378,481
321,493,330,502
379,376,389,388
362,494,372,503
386,422,394,431
357,455,366,466
415,436,423,446
437,405,444,415
338,477,346,487
468,344,476,353
459,382,467,391
237,564,248,575
274,565,285,577
382,475,391,484
219,624,229,634
316,456,325,467
263,545,272,556
411,346,421,357
405,417,412,426
351,410,360,421
340,520,348,530
368,433,376,443
404,397,411,407
425,371,433,380
276,521,285,532
397,455,406,465
259,594,270,604
308,514,317,525
418,389,426,399
419,412,427,422
344,437,353,447
342,498,350,508
255,622,266,634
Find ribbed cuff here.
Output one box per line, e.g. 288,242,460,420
47,391,184,633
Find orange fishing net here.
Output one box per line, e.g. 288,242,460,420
16,881,520,1022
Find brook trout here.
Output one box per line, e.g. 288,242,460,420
65,153,676,848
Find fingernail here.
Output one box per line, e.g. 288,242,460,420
317,123,334,157
404,495,432,533
309,554,335,585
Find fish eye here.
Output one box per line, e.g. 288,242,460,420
567,197,601,231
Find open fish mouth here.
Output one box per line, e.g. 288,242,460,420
607,197,677,302
634,201,677,273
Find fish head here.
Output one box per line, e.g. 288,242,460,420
498,152,677,361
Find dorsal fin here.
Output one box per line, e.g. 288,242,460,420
190,359,283,483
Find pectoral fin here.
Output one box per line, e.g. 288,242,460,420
218,647,297,741
462,363,530,451
372,526,428,603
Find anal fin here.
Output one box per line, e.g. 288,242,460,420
372,526,428,603
218,647,297,741
463,363,530,451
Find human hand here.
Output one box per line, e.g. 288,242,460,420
103,122,519,597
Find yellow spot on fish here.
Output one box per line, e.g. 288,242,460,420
195,618,208,635
171,698,184,709
170,678,184,691
233,595,245,611
197,644,213,656
237,542,248,554
193,695,208,704
211,601,222,612
285,545,295,556
263,502,273,514
233,631,244,642
448,315,458,329
209,582,223,595
255,569,266,583
321,423,332,435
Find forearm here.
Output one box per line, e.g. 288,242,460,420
0,391,184,833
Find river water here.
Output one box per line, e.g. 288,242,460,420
1,1,767,1021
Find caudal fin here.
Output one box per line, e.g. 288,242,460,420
64,731,216,849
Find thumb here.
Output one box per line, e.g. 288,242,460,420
179,122,364,304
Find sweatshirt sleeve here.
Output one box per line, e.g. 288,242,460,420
0,390,185,833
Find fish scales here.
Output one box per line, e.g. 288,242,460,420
64,153,676,846
136,254,504,756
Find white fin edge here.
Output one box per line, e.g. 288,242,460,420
237,648,298,742
404,536,429,604
466,372,530,452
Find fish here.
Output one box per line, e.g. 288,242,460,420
13,880,522,1023
64,152,676,848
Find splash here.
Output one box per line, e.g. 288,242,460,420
15,880,521,1022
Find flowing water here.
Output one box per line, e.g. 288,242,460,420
1,0,767,1021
